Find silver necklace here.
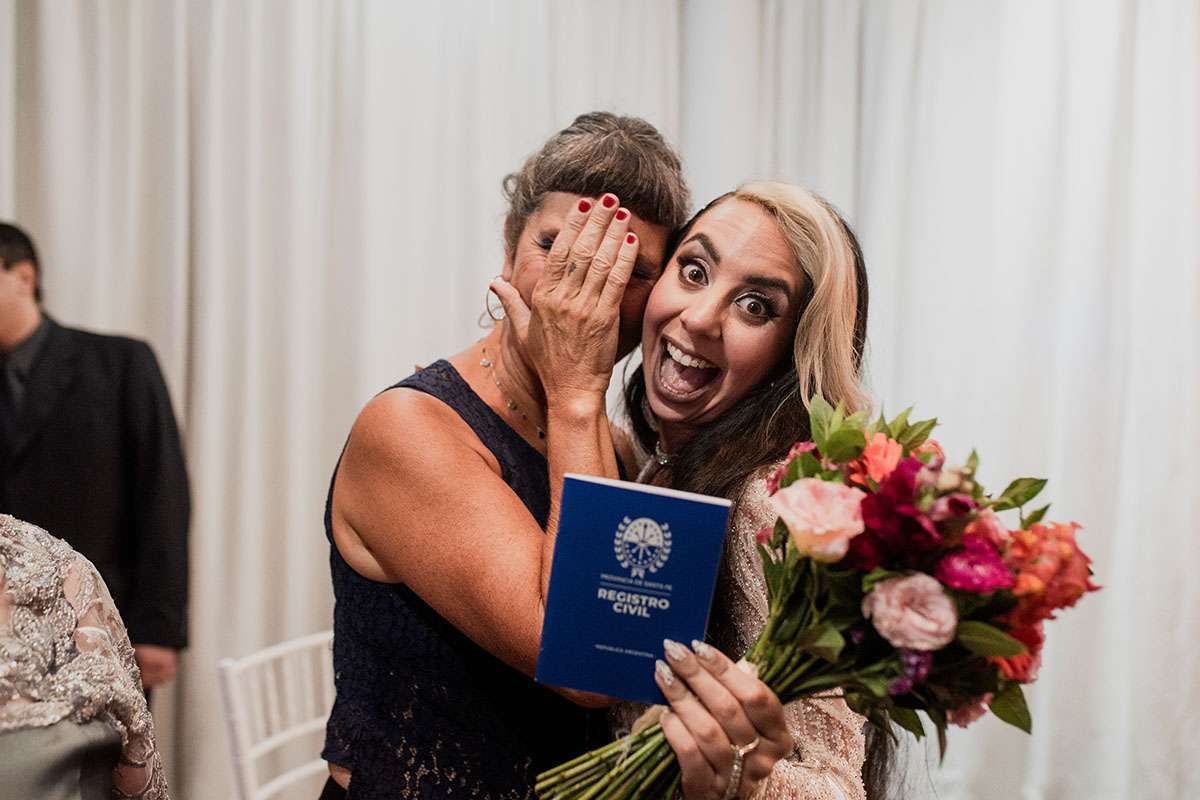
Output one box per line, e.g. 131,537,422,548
654,440,673,467
480,343,546,440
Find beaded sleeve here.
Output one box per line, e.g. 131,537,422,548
726,471,866,800
619,436,867,799
0,515,168,799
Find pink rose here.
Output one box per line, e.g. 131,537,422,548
966,508,1010,549
769,478,865,562
862,573,958,650
946,693,993,728
912,438,945,459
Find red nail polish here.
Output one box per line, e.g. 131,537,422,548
602,194,617,208
578,199,592,213
626,233,637,244
615,208,629,221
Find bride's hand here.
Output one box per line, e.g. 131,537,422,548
655,640,793,800
491,193,638,403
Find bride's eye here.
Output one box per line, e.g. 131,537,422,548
735,293,778,321
679,259,707,285
536,235,555,251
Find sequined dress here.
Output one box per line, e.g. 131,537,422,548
0,515,167,799
322,361,603,799
617,465,867,800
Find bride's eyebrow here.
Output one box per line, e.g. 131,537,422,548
744,275,794,298
681,232,721,264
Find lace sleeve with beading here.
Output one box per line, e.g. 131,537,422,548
726,470,866,800
0,515,168,799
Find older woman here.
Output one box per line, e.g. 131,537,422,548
321,114,793,800
500,180,878,799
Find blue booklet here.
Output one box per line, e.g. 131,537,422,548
536,473,732,704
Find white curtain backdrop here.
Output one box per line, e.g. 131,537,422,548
1,1,1196,798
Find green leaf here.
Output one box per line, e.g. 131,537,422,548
956,620,1028,657
829,399,847,429
844,409,870,432
809,396,835,451
866,410,889,438
886,407,912,439
772,517,789,548
856,672,895,698
862,568,905,594
1021,504,1050,529
826,569,863,608
965,449,979,473
798,450,822,479
822,428,868,463
989,682,1032,734
777,455,802,489
796,623,845,662
897,417,938,452
991,477,1047,511
889,706,925,740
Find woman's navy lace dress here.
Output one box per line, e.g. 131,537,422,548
322,361,602,798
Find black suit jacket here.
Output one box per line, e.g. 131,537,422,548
0,318,189,648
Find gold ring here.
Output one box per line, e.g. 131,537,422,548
732,736,760,757
720,736,760,800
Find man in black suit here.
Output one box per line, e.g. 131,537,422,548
0,221,189,689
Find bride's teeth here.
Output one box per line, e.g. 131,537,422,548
665,342,715,370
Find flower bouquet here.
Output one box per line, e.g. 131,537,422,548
536,398,1099,799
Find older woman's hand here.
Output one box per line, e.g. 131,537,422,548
655,640,793,800
491,193,638,403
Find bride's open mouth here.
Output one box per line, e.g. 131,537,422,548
655,339,721,401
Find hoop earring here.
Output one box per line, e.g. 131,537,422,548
485,276,506,322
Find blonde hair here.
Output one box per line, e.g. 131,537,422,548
732,180,868,412
623,179,869,501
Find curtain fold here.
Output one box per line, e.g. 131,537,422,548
1,2,1196,798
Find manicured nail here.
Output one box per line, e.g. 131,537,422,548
663,638,688,661
692,640,717,662
578,198,592,213
615,208,629,221
655,659,676,686
626,233,637,244
602,194,617,208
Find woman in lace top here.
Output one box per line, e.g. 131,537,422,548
622,180,876,800
504,179,880,799
0,514,168,799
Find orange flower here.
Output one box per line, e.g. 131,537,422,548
992,622,1045,683
1004,522,1100,626
848,432,903,487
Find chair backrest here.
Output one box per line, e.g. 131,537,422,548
217,630,336,800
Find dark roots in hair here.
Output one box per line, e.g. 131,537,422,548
501,112,690,257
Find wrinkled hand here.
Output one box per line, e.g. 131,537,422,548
133,644,178,689
656,640,792,800
491,193,640,404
